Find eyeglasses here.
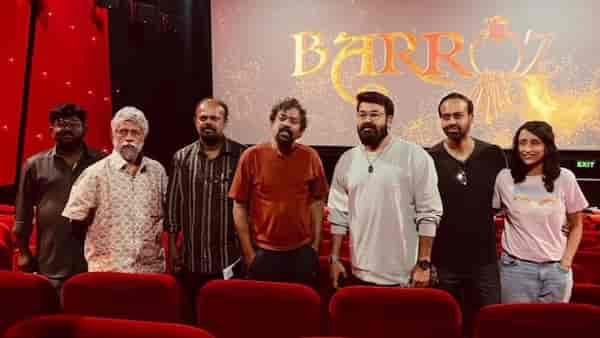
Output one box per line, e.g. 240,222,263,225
357,112,385,121
115,128,143,138
456,168,468,186
54,118,83,129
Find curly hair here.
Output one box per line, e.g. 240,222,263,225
270,97,307,131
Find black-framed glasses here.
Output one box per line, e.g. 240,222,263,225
456,168,468,186
54,118,83,129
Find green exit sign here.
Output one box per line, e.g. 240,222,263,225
577,160,596,168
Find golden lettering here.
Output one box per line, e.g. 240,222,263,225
375,32,423,75
422,32,473,79
292,32,329,77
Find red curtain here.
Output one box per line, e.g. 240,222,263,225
0,0,113,188
0,1,30,186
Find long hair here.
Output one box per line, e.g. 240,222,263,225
510,121,560,192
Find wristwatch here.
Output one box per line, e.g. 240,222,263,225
416,259,432,271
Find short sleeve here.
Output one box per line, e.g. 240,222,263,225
492,169,505,209
309,149,329,200
228,148,253,202
62,167,99,221
562,169,589,214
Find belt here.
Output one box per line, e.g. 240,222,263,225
503,251,559,265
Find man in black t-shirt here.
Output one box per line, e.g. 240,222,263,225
428,93,506,337
14,104,103,292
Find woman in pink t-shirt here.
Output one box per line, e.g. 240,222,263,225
493,121,588,303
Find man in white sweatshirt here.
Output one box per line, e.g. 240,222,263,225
328,91,443,287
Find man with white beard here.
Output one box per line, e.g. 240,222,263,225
63,107,167,273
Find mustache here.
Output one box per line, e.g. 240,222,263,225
443,126,462,133
278,127,292,134
359,123,377,131
201,126,216,132
120,143,140,151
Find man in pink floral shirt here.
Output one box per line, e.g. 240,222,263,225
63,107,167,273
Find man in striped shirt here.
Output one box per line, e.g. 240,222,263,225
165,99,245,300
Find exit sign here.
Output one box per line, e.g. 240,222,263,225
577,160,596,168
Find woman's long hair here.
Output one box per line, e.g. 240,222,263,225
510,121,560,192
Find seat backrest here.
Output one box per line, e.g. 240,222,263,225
579,231,600,251
0,223,12,270
0,272,59,333
574,251,600,283
196,279,322,338
571,283,600,306
329,286,462,338
3,314,214,338
473,303,600,338
583,214,600,231
62,272,184,323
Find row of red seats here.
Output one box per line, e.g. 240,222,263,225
2,271,600,338
4,304,600,338
3,316,214,338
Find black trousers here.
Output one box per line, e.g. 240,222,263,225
247,245,319,289
178,271,221,324
437,263,500,337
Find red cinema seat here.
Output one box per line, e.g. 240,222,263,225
579,231,600,251
583,214,600,231
0,223,11,270
197,279,322,338
473,303,600,338
573,251,600,283
329,287,462,338
571,283,600,306
3,315,214,338
0,272,59,333
62,272,185,323
0,205,15,214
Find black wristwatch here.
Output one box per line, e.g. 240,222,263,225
416,259,432,271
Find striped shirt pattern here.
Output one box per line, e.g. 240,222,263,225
165,139,246,274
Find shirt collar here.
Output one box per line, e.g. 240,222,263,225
49,143,94,160
196,138,232,158
110,150,148,173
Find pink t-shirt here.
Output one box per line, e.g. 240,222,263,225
493,168,588,262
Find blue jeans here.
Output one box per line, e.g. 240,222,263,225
499,252,572,303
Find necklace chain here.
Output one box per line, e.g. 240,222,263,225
364,146,387,174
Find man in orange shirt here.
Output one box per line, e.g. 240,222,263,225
229,97,328,288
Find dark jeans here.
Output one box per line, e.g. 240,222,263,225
47,276,69,300
341,274,402,287
437,263,500,337
178,271,225,324
247,245,319,289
